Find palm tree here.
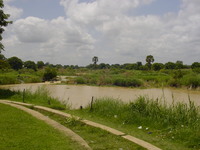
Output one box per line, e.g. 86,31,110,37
92,56,98,65
146,55,154,70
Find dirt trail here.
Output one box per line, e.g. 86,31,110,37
0,101,91,150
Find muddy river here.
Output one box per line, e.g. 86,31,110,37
1,83,200,108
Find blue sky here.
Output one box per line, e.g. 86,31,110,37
2,0,200,65
11,0,65,19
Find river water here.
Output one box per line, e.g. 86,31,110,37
1,83,200,108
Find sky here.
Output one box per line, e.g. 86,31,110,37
2,0,200,66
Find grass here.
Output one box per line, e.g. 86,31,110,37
70,69,200,89
0,103,85,150
0,69,42,85
37,109,146,150
0,87,66,110
70,96,200,150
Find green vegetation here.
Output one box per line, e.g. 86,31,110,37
0,69,42,85
71,97,200,150
43,67,57,81
0,103,85,150
0,87,66,109
69,69,200,88
38,110,146,150
1,87,200,149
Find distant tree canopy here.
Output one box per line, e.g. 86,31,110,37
0,53,5,60
191,62,200,69
24,60,37,71
165,62,176,70
37,61,45,69
7,56,23,70
0,59,10,69
152,63,164,71
92,56,98,65
146,55,154,70
0,0,12,52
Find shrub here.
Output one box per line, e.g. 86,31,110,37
43,68,57,81
75,77,86,84
113,78,142,87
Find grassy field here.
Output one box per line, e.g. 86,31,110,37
69,97,200,150
0,103,85,150
38,109,146,150
0,69,42,85
1,68,200,89
59,68,200,89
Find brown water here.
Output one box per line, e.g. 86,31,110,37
1,83,200,108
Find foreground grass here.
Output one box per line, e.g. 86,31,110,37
0,103,84,150
69,97,200,150
38,109,146,150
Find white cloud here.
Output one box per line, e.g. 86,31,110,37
2,0,200,65
3,0,23,20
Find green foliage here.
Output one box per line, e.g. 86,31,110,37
0,87,66,109
37,61,45,69
165,62,176,69
0,59,10,69
24,60,37,71
113,78,143,87
43,67,57,81
191,62,200,69
152,63,164,71
92,56,98,65
146,55,154,69
7,56,23,70
0,0,12,51
84,97,200,149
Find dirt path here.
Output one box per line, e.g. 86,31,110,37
0,101,92,150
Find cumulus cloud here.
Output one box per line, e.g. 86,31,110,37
3,0,200,65
3,0,23,20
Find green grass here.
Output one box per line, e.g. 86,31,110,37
69,97,200,150
61,68,200,89
0,103,85,150
0,69,42,85
0,87,66,110
37,109,146,150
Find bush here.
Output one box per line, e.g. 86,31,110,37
75,77,86,84
43,68,57,81
113,78,142,87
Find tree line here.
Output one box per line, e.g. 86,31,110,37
1,54,200,72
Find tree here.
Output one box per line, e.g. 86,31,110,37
0,53,6,60
92,56,98,65
152,63,164,71
146,55,154,70
191,62,200,69
24,60,37,71
0,59,10,69
43,67,57,81
175,61,184,69
0,0,12,52
7,56,23,70
37,61,45,69
165,62,176,69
